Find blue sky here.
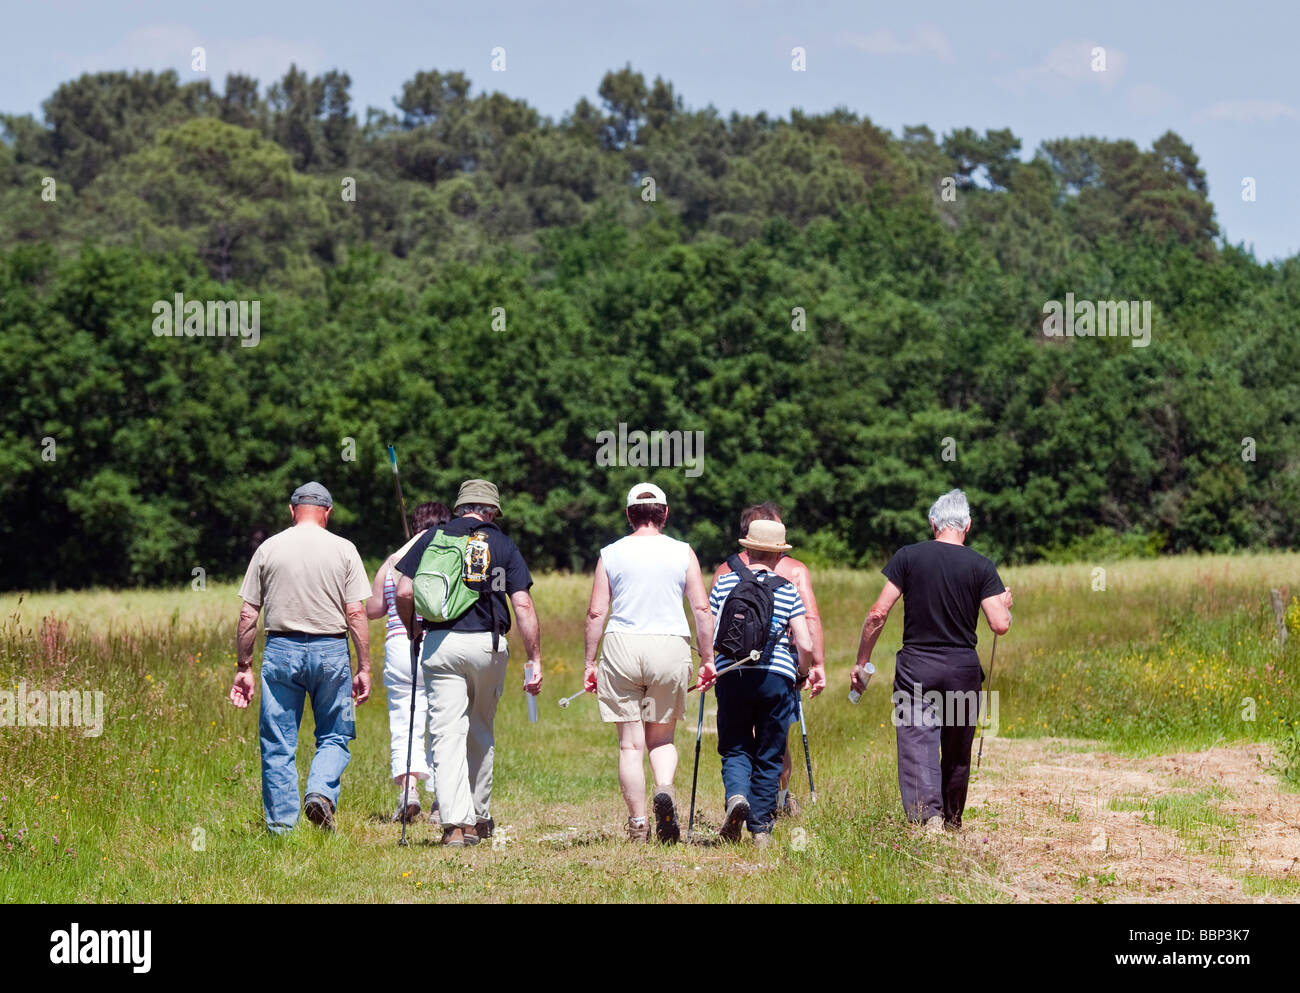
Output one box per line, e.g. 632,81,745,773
4,0,1296,260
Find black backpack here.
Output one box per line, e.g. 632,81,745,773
713,555,790,665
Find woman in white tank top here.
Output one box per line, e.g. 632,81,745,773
582,483,715,844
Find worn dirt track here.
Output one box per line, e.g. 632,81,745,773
958,738,1300,902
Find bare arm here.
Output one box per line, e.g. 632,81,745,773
789,615,814,671
236,601,260,670
789,564,824,669
346,601,371,673
365,553,397,620
345,600,372,705
230,601,261,709
853,580,902,691
511,590,542,660
685,549,714,667
584,559,611,666
395,573,416,638
981,586,1013,636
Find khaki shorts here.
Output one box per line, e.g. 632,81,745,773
597,632,693,723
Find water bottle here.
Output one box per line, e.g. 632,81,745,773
848,662,876,704
525,661,539,723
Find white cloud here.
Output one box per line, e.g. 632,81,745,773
1198,99,1299,123
999,40,1128,94
842,25,954,62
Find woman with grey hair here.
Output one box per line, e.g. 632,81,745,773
850,489,1013,833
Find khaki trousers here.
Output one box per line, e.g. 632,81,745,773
419,630,509,828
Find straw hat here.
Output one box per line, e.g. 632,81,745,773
738,519,792,552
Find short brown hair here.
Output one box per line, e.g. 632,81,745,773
739,501,783,538
627,498,668,529
412,501,451,533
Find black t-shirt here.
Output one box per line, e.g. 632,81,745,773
881,541,1004,650
394,516,532,634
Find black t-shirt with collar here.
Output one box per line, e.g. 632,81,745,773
394,515,533,634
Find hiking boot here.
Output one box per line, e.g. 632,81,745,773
303,793,335,832
719,795,750,843
441,826,466,847
463,824,481,847
392,788,421,824
475,817,494,840
923,815,944,836
625,817,650,843
652,788,680,844
782,793,802,818
752,830,772,851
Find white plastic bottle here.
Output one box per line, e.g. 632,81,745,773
525,661,539,723
848,662,876,704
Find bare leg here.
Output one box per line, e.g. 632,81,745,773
779,742,792,791
645,721,677,789
617,720,648,818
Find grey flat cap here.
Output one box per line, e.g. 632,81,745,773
290,481,333,508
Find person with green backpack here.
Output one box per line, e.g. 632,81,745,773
393,479,543,847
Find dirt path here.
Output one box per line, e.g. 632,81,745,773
961,738,1300,902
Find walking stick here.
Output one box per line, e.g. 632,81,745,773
387,445,411,541
976,633,998,770
797,695,816,804
398,627,423,846
686,689,706,841
388,442,419,844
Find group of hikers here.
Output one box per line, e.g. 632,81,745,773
228,478,1013,847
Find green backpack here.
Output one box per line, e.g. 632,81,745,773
412,527,482,623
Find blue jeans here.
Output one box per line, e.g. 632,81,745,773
714,667,795,834
259,634,356,833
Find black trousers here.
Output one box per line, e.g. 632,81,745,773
892,647,983,826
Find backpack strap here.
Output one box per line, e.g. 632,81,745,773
726,553,754,583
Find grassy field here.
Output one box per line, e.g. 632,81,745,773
2,552,1299,903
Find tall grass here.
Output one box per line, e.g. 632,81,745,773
1,551,1297,902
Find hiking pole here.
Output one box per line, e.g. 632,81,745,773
976,634,998,770
398,627,423,846
796,696,816,804
386,445,411,541
686,689,706,841
390,442,416,844
557,688,589,708
687,655,753,692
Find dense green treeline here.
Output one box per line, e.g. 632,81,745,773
2,66,1298,588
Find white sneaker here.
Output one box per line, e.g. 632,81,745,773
393,787,422,824
923,815,944,836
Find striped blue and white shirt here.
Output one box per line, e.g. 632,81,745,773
709,569,806,682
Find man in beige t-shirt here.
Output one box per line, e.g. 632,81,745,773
229,481,372,833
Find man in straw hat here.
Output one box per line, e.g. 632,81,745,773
394,479,543,847
699,518,814,848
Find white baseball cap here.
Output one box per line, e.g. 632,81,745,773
626,482,667,507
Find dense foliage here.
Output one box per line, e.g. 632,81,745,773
2,67,1297,587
